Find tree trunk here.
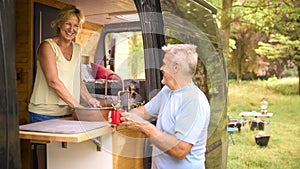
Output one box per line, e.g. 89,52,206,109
234,38,243,83
221,0,232,58
194,61,209,101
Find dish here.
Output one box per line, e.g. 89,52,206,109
73,107,113,121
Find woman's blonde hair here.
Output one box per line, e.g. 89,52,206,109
51,5,85,35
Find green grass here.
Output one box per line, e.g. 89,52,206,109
227,77,300,169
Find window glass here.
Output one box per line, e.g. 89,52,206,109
161,0,227,138
105,31,145,79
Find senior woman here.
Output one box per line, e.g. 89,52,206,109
28,5,100,168
29,5,100,122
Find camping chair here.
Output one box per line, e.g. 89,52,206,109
227,127,238,144
227,115,244,144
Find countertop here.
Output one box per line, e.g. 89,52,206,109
19,119,114,143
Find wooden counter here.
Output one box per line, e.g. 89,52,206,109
19,118,114,143
19,119,115,169
19,120,145,169
19,125,113,143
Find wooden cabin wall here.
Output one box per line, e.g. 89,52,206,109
16,0,35,126
77,22,102,63
16,1,102,168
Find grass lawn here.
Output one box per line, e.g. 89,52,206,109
226,77,300,169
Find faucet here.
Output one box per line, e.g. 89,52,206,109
104,73,132,111
104,73,123,108
104,73,124,97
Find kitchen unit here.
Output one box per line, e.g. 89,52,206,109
19,119,145,169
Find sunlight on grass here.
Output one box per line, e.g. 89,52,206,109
227,77,300,169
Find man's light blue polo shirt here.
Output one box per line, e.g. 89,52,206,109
145,82,210,169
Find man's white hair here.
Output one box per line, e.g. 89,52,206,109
162,44,198,75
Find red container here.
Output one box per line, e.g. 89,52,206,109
111,109,124,124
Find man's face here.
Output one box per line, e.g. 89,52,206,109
160,52,175,86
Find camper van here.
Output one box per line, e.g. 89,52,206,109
1,0,228,168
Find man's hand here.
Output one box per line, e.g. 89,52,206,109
120,112,149,131
120,112,192,160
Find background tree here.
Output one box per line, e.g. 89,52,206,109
242,0,300,94
220,0,232,58
208,0,299,93
256,33,300,85
230,25,268,81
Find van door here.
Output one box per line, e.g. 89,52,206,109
0,0,21,168
88,0,228,168
159,0,228,168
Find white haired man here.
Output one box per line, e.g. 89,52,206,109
121,44,210,169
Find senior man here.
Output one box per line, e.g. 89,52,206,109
121,44,210,169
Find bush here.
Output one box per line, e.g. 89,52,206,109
265,77,298,95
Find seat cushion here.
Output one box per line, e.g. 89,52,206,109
91,63,120,80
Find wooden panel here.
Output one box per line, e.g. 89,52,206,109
113,127,145,169
20,139,32,169
76,22,102,62
16,2,34,169
83,22,103,31
16,0,34,126
35,0,67,9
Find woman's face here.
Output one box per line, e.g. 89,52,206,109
59,14,80,40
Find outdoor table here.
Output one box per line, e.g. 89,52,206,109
239,112,273,135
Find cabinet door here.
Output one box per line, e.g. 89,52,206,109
112,128,145,169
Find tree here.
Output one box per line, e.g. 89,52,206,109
256,33,300,90
230,25,268,81
250,0,300,94
220,0,232,58
209,0,300,90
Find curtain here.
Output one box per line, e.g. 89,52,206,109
134,0,166,102
0,0,21,168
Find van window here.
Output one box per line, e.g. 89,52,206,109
104,31,145,79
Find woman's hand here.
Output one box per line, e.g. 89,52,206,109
88,97,101,108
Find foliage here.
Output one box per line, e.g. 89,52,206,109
207,0,300,81
230,25,269,80
264,77,299,95
256,33,300,67
128,32,145,79
235,0,300,72
231,0,300,35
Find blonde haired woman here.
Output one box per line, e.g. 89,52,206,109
29,5,99,168
29,5,99,122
